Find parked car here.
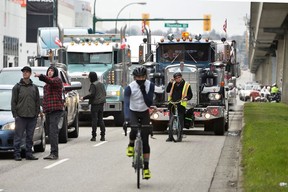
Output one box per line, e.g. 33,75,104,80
0,85,46,153
0,65,82,143
238,83,261,101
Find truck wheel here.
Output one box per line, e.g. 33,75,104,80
114,112,124,126
69,111,79,138
214,117,225,136
151,120,168,132
114,104,125,126
204,121,213,131
59,111,68,143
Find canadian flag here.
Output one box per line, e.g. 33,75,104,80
55,37,62,47
223,19,227,33
142,20,146,34
120,37,126,49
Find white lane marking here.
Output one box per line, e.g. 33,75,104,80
44,158,69,169
93,141,108,147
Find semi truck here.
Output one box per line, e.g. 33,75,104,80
57,26,133,126
144,33,240,135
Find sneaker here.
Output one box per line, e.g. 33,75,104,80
43,154,58,160
90,137,96,141
126,146,134,157
166,137,173,142
100,136,105,141
143,169,151,180
14,155,22,161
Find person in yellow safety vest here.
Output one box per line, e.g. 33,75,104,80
166,72,193,142
271,83,279,94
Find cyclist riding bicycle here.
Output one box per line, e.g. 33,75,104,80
124,66,155,180
166,72,193,142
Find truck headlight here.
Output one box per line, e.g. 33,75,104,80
2,122,15,130
208,93,221,100
107,90,120,96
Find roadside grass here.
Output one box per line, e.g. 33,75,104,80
242,102,288,192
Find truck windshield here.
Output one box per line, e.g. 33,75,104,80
67,52,112,64
158,43,210,63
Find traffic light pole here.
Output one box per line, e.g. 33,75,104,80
92,18,209,33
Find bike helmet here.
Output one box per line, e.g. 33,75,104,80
173,72,182,78
132,66,147,76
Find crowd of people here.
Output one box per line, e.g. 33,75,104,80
11,66,193,181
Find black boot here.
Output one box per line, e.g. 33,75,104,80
100,135,105,141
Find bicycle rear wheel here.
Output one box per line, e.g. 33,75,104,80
169,116,181,142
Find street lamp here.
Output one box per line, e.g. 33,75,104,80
92,0,97,34
115,2,147,34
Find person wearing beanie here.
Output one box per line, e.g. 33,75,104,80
34,66,64,160
81,72,106,142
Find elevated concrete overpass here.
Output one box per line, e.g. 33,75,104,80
249,2,288,104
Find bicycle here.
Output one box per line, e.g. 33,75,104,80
129,120,152,189
167,100,183,142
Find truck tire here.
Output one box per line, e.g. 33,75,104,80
151,120,168,132
214,117,225,136
114,104,124,126
68,110,79,138
59,111,68,143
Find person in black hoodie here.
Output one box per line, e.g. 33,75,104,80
11,66,40,161
81,72,106,142
34,66,64,160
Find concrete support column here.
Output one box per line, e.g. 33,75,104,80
281,33,288,104
276,40,284,91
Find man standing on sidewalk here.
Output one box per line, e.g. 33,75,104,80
11,66,40,161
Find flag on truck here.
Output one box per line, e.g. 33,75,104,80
223,19,227,33
55,37,62,47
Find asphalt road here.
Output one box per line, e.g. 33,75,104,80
0,105,244,192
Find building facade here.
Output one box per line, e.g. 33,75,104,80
0,0,92,69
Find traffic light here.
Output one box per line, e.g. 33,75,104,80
142,13,150,27
203,14,211,31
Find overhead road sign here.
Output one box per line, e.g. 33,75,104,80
165,23,188,28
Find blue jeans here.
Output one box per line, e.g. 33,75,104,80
14,116,37,157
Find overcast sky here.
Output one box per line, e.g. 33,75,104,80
89,0,253,36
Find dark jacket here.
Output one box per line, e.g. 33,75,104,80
38,66,64,113
11,78,40,118
83,81,106,105
166,79,193,101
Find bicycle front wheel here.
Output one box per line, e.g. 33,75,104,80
134,139,143,189
169,116,181,142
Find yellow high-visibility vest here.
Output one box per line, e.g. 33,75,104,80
168,82,190,107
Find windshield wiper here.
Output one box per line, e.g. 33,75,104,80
171,53,180,64
0,109,10,111
187,52,197,63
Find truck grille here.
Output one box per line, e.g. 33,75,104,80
165,64,199,108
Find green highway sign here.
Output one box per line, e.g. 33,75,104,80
165,23,189,28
